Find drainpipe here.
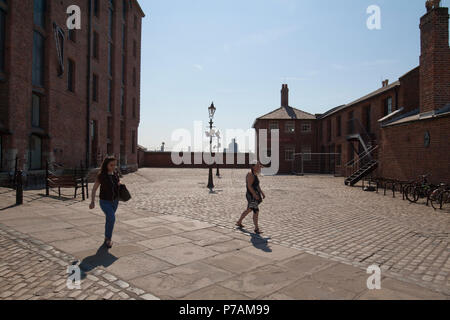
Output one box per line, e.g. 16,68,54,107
86,0,92,168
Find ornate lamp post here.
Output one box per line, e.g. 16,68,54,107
207,102,216,190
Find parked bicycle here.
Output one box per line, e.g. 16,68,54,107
404,174,436,205
429,183,450,210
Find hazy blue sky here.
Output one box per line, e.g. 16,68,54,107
138,0,450,151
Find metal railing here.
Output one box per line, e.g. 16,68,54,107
345,145,379,179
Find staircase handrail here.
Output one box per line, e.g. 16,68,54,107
345,144,379,168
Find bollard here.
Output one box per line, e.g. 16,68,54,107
16,170,23,205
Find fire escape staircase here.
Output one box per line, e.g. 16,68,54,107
344,118,379,186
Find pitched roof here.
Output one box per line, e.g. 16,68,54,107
256,106,316,121
318,81,401,119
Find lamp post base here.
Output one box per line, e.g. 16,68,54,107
216,166,220,177
207,167,214,190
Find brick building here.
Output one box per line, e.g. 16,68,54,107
254,3,449,183
0,0,144,175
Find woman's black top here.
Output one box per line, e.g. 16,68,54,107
246,171,261,202
99,172,120,201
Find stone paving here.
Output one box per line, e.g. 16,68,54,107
0,168,448,300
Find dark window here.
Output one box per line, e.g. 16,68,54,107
67,59,75,91
122,0,127,20
365,105,372,133
327,119,331,142
33,0,46,29
108,80,112,112
108,8,114,39
32,31,45,87
133,40,137,58
132,130,136,154
29,134,42,170
68,29,76,42
31,94,40,128
133,67,136,87
0,8,5,73
348,143,354,162
93,31,99,59
92,74,98,102
120,87,124,116
384,97,393,116
336,145,342,166
120,121,125,141
336,115,341,137
94,0,99,17
347,111,354,134
285,147,295,161
132,98,136,118
122,54,125,84
107,117,113,139
108,42,113,76
122,24,126,50
134,15,137,30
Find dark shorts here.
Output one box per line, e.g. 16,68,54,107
246,192,261,213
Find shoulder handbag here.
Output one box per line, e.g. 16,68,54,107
119,184,132,202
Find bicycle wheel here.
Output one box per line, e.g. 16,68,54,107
430,191,443,210
440,191,450,210
405,185,419,203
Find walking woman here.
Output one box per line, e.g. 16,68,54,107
236,161,266,234
89,156,121,249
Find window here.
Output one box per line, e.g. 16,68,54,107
132,130,136,154
120,121,125,141
133,67,136,87
336,145,342,166
122,54,126,83
29,135,42,170
33,0,46,29
0,7,5,73
133,40,137,58
68,29,76,42
108,43,113,76
347,111,354,134
93,0,99,18
134,15,138,30
107,117,113,139
120,87,124,116
132,98,136,118
108,79,112,112
31,94,40,128
32,31,45,87
327,119,332,142
285,121,295,133
108,8,114,39
92,74,98,102
93,31,99,59
67,59,75,92
122,0,127,20
285,147,295,161
348,143,354,162
301,122,311,133
384,97,393,116
336,116,341,137
269,121,279,131
302,146,311,161
365,105,372,133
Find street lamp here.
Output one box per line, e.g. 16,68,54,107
207,102,216,190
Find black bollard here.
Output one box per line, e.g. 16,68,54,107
16,170,23,205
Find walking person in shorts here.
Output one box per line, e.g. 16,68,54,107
236,161,266,234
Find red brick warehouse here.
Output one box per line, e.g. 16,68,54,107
254,2,449,183
0,0,145,173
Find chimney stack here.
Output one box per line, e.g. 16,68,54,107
382,79,389,87
419,4,450,113
281,84,289,107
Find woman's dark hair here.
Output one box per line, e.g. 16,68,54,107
98,156,117,180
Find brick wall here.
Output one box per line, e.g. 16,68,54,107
379,115,450,183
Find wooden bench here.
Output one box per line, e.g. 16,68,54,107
45,163,86,200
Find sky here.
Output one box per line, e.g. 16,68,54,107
137,0,450,152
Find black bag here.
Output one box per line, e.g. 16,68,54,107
119,184,132,202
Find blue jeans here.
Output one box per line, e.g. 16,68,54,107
100,199,119,240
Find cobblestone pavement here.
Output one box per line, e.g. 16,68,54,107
125,169,449,295
0,168,448,299
0,197,158,300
